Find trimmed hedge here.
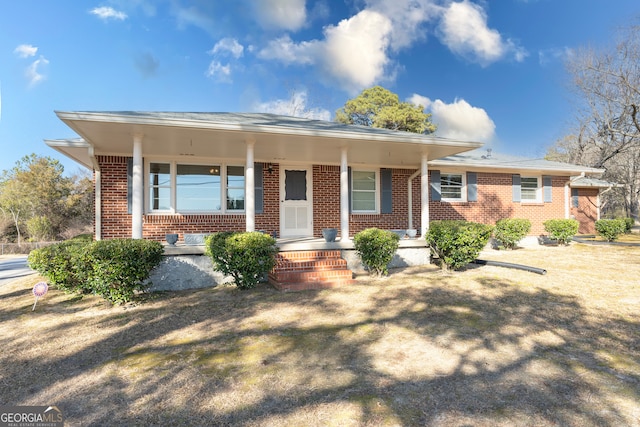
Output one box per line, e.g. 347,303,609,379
622,217,635,233
493,218,531,250
426,220,493,271
28,239,163,304
205,231,277,289
353,228,400,276
543,219,579,245
595,218,626,242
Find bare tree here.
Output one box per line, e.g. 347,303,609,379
550,23,640,219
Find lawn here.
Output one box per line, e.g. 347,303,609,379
1,243,639,426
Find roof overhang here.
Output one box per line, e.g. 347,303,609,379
46,111,483,170
429,152,605,176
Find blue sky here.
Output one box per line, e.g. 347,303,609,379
1,0,638,175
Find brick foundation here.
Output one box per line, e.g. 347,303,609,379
268,250,355,291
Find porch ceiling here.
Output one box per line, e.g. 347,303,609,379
49,111,482,170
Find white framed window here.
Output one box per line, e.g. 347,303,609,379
441,173,466,201
149,162,171,211
176,164,221,212
147,160,245,213
521,176,541,202
226,165,245,211
351,170,379,213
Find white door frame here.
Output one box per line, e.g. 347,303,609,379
279,165,313,237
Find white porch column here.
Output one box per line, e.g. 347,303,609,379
245,140,255,232
132,134,144,239
420,153,429,239
340,147,349,241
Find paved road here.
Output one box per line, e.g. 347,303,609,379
0,256,34,285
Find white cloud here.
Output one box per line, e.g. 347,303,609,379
253,0,307,31
538,47,573,66
321,10,393,92
205,61,232,83
409,94,495,142
210,38,244,59
259,10,393,93
258,35,319,65
90,6,127,21
26,56,49,87
174,5,214,34
364,0,439,50
437,0,526,66
14,44,38,58
407,94,432,109
252,90,331,121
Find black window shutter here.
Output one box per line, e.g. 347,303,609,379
571,188,579,208
467,172,477,202
381,168,392,214
543,175,552,202
127,158,133,214
430,170,441,201
512,174,521,202
254,163,264,214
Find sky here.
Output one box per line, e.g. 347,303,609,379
1,0,639,175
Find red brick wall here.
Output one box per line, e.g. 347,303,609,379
97,156,590,240
572,188,599,234
97,156,280,242
429,172,568,235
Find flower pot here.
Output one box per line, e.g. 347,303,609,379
406,229,417,239
322,228,338,242
165,233,178,246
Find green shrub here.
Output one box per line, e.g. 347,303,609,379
205,231,277,289
28,240,92,294
595,218,627,242
493,218,531,250
28,238,163,304
543,219,579,245
426,220,493,271
622,217,635,233
85,239,164,304
25,215,54,242
353,228,400,276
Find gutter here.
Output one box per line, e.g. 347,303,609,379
88,146,102,241
407,169,421,230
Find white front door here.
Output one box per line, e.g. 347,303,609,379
280,165,313,237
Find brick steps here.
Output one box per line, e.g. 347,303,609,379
269,250,355,291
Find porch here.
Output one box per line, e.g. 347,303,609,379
150,237,430,292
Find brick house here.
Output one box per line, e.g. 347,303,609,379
46,111,610,289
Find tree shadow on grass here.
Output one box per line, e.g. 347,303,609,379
0,272,638,426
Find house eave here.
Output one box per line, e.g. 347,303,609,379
51,111,483,168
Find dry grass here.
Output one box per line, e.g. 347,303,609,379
1,242,639,426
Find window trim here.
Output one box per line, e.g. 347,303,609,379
520,175,542,203
440,171,467,202
226,164,246,212
145,160,247,214
350,169,380,213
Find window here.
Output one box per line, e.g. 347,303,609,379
352,170,377,212
441,173,465,201
226,166,245,210
176,164,221,211
521,176,540,201
149,163,171,211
